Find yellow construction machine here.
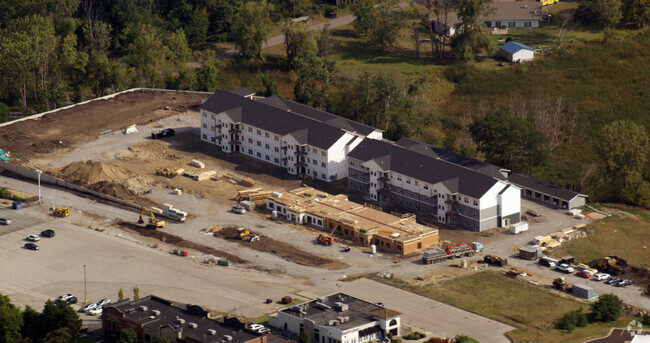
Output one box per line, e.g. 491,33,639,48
53,207,70,217
138,208,165,229
236,228,251,240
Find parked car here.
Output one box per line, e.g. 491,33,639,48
27,234,40,242
87,307,103,316
325,9,337,18
24,243,39,250
605,277,621,285
617,279,633,287
151,128,175,139
593,273,611,281
556,263,575,273
232,205,246,214
539,256,559,268
56,294,75,302
41,229,56,238
67,297,78,304
576,270,594,278
80,303,98,313
97,298,111,307
0,217,12,225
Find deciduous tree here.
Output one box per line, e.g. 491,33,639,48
590,294,623,322
353,0,403,51
0,294,22,343
230,1,271,59
283,22,318,68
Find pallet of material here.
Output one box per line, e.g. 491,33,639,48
190,159,205,168
196,170,217,181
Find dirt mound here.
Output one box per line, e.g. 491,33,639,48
59,160,132,185
627,266,650,294
118,222,248,264
214,227,349,270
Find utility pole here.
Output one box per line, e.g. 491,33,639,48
536,324,540,343
36,170,42,204
83,264,87,304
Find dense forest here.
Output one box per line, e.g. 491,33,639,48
0,0,648,207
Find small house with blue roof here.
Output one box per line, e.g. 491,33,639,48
499,41,535,62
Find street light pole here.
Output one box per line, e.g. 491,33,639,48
36,170,42,204
83,264,87,304
536,324,540,343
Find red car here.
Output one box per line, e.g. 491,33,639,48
576,271,594,278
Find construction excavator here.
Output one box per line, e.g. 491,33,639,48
236,228,251,240
138,208,165,229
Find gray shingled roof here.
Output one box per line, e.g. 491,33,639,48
395,138,507,180
507,173,585,202
435,2,542,27
228,87,256,97
200,90,347,149
349,139,502,198
281,99,379,136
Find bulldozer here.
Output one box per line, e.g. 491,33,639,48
553,277,572,292
53,207,69,218
138,208,165,229
317,234,335,246
236,228,251,240
594,256,628,276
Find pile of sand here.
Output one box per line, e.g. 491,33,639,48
57,160,149,198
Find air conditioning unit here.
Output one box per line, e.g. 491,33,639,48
175,317,186,325
207,329,217,335
224,335,233,341
139,305,148,311
152,310,161,316
189,322,198,329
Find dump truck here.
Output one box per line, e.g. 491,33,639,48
53,207,69,218
317,234,335,246
553,277,572,292
138,208,165,229
236,228,251,240
422,242,482,264
594,256,628,276
484,255,508,267
151,128,175,139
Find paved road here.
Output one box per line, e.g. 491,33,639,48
218,14,357,58
307,278,514,343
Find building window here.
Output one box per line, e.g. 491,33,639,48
322,151,326,157
248,149,253,154
397,177,402,181
313,170,317,177
265,144,270,149
275,135,279,141
257,152,261,157
313,159,318,165
275,158,279,163
257,141,261,146
266,155,270,161
265,133,270,138
248,127,253,132
313,148,317,153
508,21,515,27
485,21,491,27
321,173,326,179
211,137,216,142
202,134,207,139
473,200,478,206
275,147,279,152
424,184,428,190
257,129,261,135
248,138,253,143
464,197,469,203
525,21,532,27
321,162,326,168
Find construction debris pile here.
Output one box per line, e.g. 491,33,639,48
531,224,588,250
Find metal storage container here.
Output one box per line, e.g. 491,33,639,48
572,284,595,299
519,246,542,260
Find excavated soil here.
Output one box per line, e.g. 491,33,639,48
214,226,349,270
0,90,206,161
118,222,248,264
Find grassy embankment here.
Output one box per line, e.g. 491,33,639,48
372,271,633,343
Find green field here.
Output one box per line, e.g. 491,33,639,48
552,208,650,269
372,271,633,343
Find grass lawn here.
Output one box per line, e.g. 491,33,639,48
371,271,633,343
551,208,650,269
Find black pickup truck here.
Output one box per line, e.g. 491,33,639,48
151,128,175,139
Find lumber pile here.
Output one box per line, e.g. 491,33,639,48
235,188,272,205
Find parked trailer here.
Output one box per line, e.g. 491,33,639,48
422,242,480,264
484,255,508,267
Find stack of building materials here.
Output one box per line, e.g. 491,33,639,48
123,125,138,135
190,159,205,168
236,188,273,205
162,203,187,222
196,170,217,181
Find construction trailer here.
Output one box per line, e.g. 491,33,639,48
572,284,595,299
484,255,508,267
519,246,542,260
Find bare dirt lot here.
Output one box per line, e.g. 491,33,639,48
0,90,206,162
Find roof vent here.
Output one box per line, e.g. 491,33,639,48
315,302,331,310
149,316,156,319
189,322,198,329
139,305,148,311
334,302,349,312
207,329,217,335
175,317,186,325
152,310,161,316
224,335,233,341
329,320,340,326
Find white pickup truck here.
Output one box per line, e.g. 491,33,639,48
556,263,575,274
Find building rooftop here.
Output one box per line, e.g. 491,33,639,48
437,1,543,27
269,187,437,243
500,41,534,54
279,293,400,331
507,173,586,202
107,296,261,343
349,139,504,199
